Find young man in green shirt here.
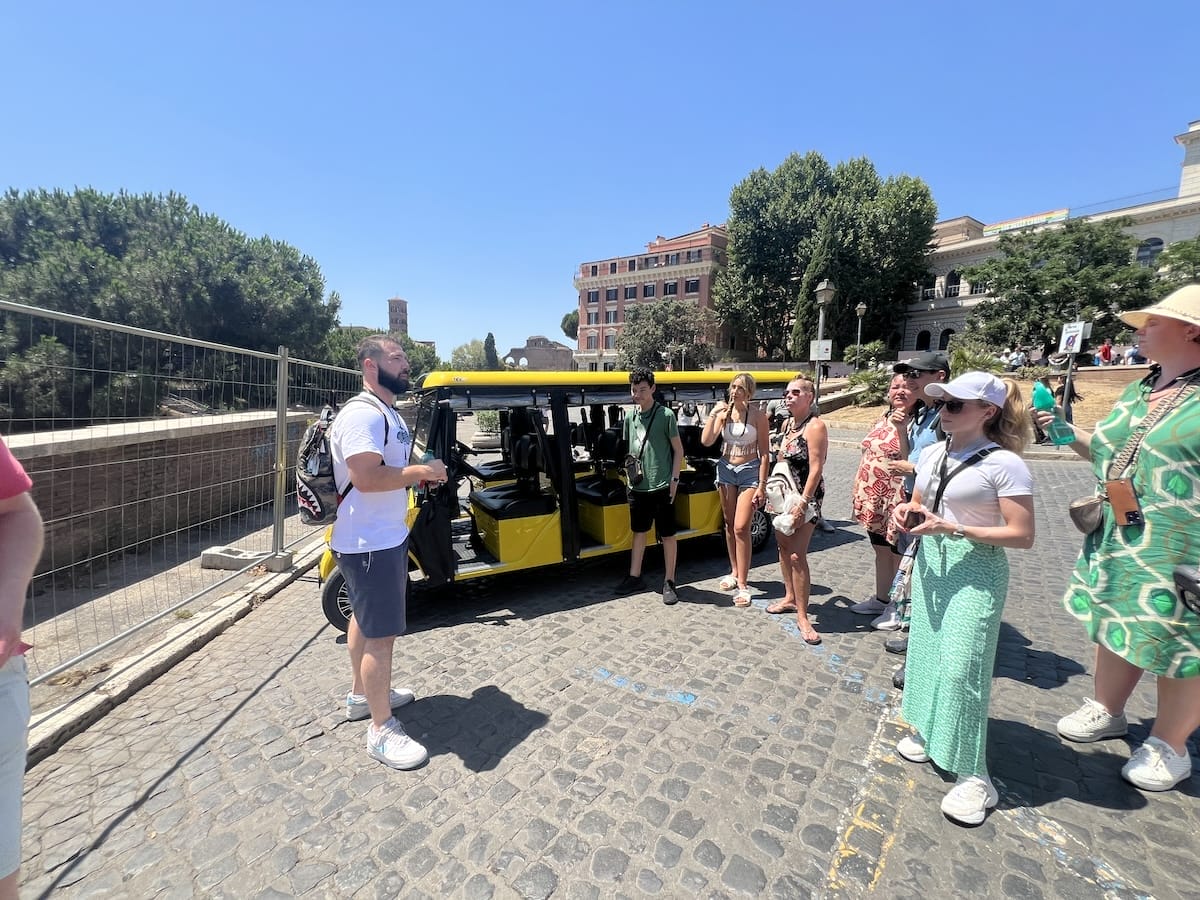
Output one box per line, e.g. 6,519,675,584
616,367,685,604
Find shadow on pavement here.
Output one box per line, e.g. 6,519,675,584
994,621,1087,687
407,685,549,772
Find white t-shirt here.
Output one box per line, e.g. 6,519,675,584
914,441,1032,528
329,391,412,553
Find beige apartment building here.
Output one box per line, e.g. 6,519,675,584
906,118,1200,351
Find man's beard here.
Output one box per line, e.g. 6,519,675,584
377,370,409,395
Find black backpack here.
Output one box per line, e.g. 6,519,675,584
296,398,389,525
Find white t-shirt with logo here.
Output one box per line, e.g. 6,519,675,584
329,391,412,553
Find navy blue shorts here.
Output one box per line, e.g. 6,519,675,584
334,542,409,639
629,488,678,538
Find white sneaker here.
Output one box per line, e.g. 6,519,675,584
367,717,428,770
1056,698,1128,743
347,688,416,721
1121,737,1193,791
850,595,888,615
940,775,998,826
897,733,929,763
871,604,903,631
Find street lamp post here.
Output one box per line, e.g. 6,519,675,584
854,301,868,370
813,279,836,401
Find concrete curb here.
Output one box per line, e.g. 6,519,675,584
26,535,328,768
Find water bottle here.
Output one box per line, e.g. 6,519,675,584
1031,382,1075,446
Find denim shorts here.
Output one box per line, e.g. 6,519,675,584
0,656,29,878
333,542,410,639
717,457,761,490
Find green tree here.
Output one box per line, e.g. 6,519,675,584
1156,235,1200,289
560,309,579,340
450,339,488,370
484,332,501,370
714,153,936,361
962,217,1157,353
616,300,715,371
398,334,440,382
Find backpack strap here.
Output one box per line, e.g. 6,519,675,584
333,395,393,499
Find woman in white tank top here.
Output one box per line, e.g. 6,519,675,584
701,373,771,606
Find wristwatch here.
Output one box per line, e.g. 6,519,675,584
951,523,967,539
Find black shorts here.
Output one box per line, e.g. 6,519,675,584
629,488,678,537
867,531,897,551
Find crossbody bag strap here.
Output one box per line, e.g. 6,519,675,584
1106,377,1199,481
636,403,660,460
929,446,997,514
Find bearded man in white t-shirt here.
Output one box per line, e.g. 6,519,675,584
329,335,447,770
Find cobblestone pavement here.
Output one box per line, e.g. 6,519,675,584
20,446,1199,899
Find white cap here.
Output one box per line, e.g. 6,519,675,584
925,371,1008,407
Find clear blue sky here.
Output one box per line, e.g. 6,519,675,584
3,1,1195,360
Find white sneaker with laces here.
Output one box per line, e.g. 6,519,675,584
1121,737,1193,791
940,775,998,826
871,604,903,631
367,717,428,770
897,733,929,763
1056,698,1128,742
347,688,416,721
850,595,888,615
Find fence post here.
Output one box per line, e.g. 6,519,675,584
268,345,294,571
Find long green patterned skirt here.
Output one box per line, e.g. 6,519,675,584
902,535,1007,778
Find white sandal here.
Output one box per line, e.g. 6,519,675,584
718,574,738,591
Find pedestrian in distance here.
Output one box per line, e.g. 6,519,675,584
764,376,827,644
329,335,447,770
892,371,1035,826
1041,284,1200,792
0,434,44,900
615,367,685,605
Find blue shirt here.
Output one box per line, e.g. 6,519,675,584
905,404,942,495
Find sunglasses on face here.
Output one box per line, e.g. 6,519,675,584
934,399,972,413
900,371,931,380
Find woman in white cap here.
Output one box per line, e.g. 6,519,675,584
1042,283,1200,793
891,371,1035,825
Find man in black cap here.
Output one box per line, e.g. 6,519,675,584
853,351,950,673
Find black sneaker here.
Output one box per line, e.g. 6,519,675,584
884,634,909,655
616,574,647,595
662,579,679,605
892,665,906,690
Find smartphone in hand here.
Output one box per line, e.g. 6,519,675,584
904,510,926,530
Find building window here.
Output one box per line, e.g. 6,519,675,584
945,271,961,298
609,261,617,274
644,256,658,269
624,285,637,300
587,290,599,304
605,287,618,302
604,333,616,350
643,283,656,298
586,334,598,350
604,310,618,324
685,278,700,294
664,281,678,296
667,253,679,265
590,265,598,276
969,281,988,295
586,311,599,325
685,249,703,262
627,259,636,272
939,329,955,350
915,330,931,351
1137,238,1165,267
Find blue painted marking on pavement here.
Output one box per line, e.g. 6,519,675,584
576,667,699,707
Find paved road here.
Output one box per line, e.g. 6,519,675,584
20,446,1199,899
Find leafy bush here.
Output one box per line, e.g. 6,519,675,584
946,333,1003,377
475,410,500,432
842,339,888,367
847,368,892,406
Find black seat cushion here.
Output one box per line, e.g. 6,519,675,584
575,475,628,506
470,487,557,520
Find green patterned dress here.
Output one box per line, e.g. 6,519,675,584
1064,378,1200,679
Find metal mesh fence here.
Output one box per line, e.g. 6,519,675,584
0,300,360,697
